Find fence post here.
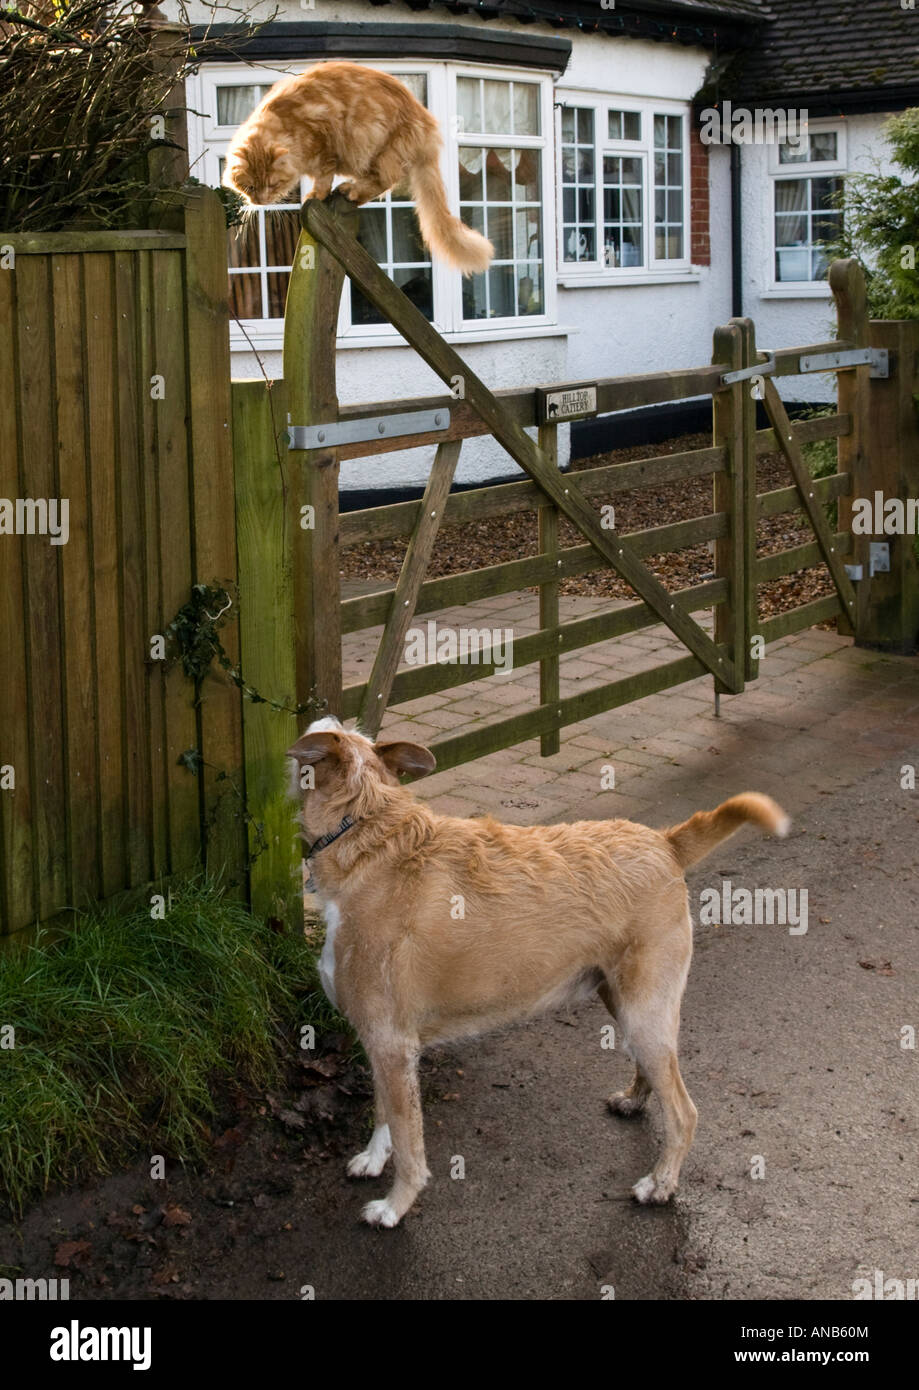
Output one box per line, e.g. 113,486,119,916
831,258,871,642
232,377,305,928
849,319,919,653
182,185,246,884
538,421,560,755
711,319,748,695
284,196,356,718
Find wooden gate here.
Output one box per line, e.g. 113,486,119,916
231,196,910,925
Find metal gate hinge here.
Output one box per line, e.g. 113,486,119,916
798,348,888,378
288,408,451,450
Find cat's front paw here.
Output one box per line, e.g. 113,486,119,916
337,181,361,203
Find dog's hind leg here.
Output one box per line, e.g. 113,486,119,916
598,977,652,1116
347,1090,392,1178
605,922,697,1204
361,1036,430,1228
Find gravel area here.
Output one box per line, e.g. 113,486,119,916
340,433,836,623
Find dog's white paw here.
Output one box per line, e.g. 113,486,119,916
631,1173,675,1205
362,1198,400,1228
347,1124,392,1178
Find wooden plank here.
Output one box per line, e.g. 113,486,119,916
712,321,746,698
755,413,850,456
756,532,851,583
53,252,100,904
762,378,857,624
232,378,303,927
285,203,359,720
16,255,69,920
342,511,727,634
152,248,200,877
114,250,154,885
0,258,35,933
757,473,851,520
332,369,723,461
340,577,728,719
538,422,560,755
3,232,188,254
340,444,728,546
357,440,461,738
82,251,127,900
427,653,711,774
758,594,842,644
138,249,169,882
304,196,735,689
182,186,245,881
733,318,760,682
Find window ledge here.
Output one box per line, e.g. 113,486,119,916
230,323,571,353
558,270,701,288
760,285,833,300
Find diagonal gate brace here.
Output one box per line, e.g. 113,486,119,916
301,197,738,693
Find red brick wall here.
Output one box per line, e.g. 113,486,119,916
690,121,711,266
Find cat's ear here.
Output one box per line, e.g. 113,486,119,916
273,145,290,158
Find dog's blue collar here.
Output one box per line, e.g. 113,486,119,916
304,815,357,893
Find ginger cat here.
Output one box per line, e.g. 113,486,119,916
222,61,494,275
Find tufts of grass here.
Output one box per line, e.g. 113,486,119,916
0,877,350,1216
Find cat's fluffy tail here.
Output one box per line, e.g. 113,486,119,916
409,149,493,275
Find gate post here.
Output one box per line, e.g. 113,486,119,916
831,259,871,642
284,195,357,718
712,319,750,694
850,318,919,653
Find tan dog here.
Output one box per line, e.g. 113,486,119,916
288,716,789,1228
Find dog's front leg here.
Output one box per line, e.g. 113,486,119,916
347,1090,392,1178
361,1039,429,1229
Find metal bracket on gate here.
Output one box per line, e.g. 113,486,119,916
798,347,888,378
721,347,888,387
288,408,451,450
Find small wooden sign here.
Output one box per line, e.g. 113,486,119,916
536,383,599,425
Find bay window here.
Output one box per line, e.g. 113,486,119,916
187,62,554,346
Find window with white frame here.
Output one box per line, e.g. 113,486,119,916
559,98,689,273
187,62,554,342
772,126,844,283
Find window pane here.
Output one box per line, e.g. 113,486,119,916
578,147,595,180
458,147,484,200
462,272,488,320
621,156,642,184
654,114,666,148
779,138,809,164
263,209,300,267
515,207,541,259
562,187,575,221
228,273,262,319
357,206,388,261
667,116,682,148
216,85,267,125
608,111,623,140
513,82,540,135
391,206,426,262
518,264,543,315
399,73,427,105
809,131,838,162
228,218,260,270
775,213,807,246
514,147,541,202
487,205,514,260
775,179,808,212
812,176,842,211
266,272,290,319
577,108,594,143
561,106,575,141
483,80,512,135
603,152,644,269
393,266,432,317
457,77,481,134
487,264,516,316
485,148,513,201
623,111,641,140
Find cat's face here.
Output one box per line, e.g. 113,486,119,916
223,141,300,206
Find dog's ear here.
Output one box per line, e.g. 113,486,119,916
286,730,341,766
374,741,437,780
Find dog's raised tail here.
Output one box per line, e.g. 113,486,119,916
409,148,493,275
664,793,790,870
